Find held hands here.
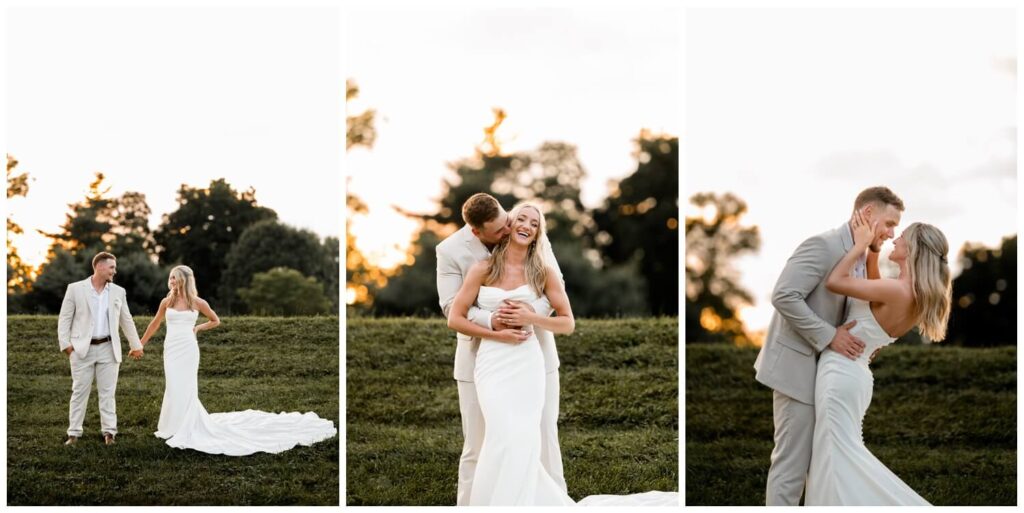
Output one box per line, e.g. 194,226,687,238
128,348,144,360
851,209,877,250
493,328,531,344
828,320,865,360
496,300,536,330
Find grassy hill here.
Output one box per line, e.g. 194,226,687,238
7,315,339,506
346,317,679,505
685,343,1016,506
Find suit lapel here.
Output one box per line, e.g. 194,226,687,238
107,285,117,331
463,225,490,261
79,278,94,319
838,222,854,252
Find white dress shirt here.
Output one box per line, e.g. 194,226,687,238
89,283,111,339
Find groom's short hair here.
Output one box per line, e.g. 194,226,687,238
92,252,116,269
462,193,501,229
854,186,904,212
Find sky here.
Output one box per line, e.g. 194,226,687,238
345,5,682,269
686,8,1016,335
7,6,341,268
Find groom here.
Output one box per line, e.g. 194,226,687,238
57,251,144,446
436,192,566,505
754,186,904,505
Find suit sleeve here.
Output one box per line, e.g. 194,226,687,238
118,291,143,351
770,235,838,352
436,244,492,330
57,284,75,352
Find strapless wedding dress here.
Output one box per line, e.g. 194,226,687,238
806,298,929,505
469,285,677,506
155,308,337,455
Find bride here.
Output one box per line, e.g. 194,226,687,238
137,265,337,456
806,211,952,505
447,202,677,506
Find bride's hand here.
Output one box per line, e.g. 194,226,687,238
497,300,535,327
494,328,530,344
851,209,876,249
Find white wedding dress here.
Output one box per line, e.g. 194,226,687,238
469,285,677,506
806,298,930,505
154,308,337,455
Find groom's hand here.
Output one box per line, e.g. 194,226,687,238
828,320,865,360
128,348,144,360
63,347,73,357
490,312,511,331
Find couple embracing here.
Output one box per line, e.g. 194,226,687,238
756,186,953,505
435,193,677,507
58,252,336,455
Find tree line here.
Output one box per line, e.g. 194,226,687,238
7,161,338,316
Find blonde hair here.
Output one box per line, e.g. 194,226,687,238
485,203,547,296
167,265,200,311
904,223,952,341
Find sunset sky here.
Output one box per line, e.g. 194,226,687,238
7,6,341,268
686,8,1016,335
345,5,681,269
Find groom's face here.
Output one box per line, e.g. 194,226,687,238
866,203,902,251
94,259,117,283
474,209,511,245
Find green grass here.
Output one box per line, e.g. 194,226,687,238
685,343,1017,506
346,317,679,506
8,315,339,506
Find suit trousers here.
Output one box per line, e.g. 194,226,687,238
456,370,565,506
68,341,119,437
766,389,815,506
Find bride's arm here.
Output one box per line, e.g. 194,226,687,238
826,213,907,305
139,298,169,347
194,299,220,335
530,268,574,335
448,262,528,344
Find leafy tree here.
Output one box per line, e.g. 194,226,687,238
685,192,761,344
7,154,33,298
372,229,443,316
345,186,390,313
593,133,679,315
153,179,277,305
40,173,154,257
945,235,1016,346
238,267,333,316
22,248,90,314
346,79,376,151
220,219,330,313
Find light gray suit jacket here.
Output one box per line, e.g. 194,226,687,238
754,223,854,405
57,278,142,363
436,224,562,382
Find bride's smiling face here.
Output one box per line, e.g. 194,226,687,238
167,274,178,290
510,207,542,247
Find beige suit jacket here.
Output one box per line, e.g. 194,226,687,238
436,224,563,382
754,223,854,405
57,278,143,363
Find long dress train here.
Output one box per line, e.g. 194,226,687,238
155,309,336,456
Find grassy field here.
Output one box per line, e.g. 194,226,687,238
7,315,339,506
685,343,1017,506
346,317,678,506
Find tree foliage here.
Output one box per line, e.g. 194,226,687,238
238,267,333,316
153,179,277,305
593,133,679,315
220,219,335,313
685,192,760,344
7,154,33,296
946,235,1016,346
